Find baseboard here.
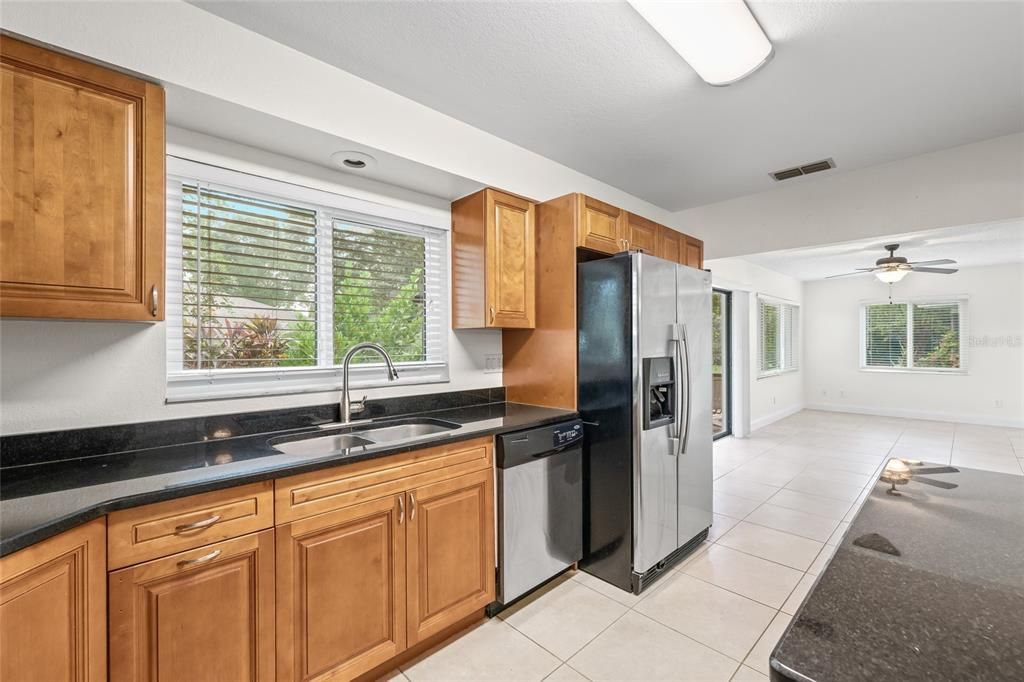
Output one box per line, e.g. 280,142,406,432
805,402,1024,429
750,403,804,432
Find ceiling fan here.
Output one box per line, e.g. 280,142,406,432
827,243,958,283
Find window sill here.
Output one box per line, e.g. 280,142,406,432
859,367,967,376
757,368,799,380
166,363,451,403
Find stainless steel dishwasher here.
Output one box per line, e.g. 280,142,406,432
493,419,584,609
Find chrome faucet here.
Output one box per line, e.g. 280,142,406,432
340,343,399,423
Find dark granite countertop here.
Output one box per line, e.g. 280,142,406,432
0,401,575,557
770,464,1024,682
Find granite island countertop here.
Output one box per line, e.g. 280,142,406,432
770,463,1024,682
0,401,575,557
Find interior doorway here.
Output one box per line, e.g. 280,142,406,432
712,289,732,439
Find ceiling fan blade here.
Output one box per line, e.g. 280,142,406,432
910,466,959,475
913,476,958,490
825,269,876,279
910,266,958,274
907,259,956,266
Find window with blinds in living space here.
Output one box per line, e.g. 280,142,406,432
166,161,448,401
862,300,963,370
759,298,799,376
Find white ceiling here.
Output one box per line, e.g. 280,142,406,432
191,1,1024,212
740,220,1024,281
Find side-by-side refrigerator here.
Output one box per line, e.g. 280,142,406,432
577,251,713,594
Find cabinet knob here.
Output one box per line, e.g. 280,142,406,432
150,285,159,317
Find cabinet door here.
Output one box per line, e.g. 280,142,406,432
0,37,165,321
684,238,704,269
660,227,683,263
0,519,106,682
485,190,535,328
277,495,406,682
406,469,495,645
108,531,275,682
625,213,661,254
576,195,625,254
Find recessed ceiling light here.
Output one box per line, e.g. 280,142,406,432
628,0,773,86
330,150,377,171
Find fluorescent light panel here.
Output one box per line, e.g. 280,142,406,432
629,0,773,86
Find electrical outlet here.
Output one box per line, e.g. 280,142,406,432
995,399,1004,408
484,353,503,374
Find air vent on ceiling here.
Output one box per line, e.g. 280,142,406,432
770,158,836,182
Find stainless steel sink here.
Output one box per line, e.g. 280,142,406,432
355,421,455,443
271,433,374,457
270,418,461,457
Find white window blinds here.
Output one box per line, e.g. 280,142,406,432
166,160,449,401
862,301,962,371
759,298,799,376
181,185,319,370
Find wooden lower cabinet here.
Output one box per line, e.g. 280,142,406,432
276,495,406,682
108,530,276,682
406,469,495,645
0,519,106,682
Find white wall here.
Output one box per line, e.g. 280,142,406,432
803,263,1024,428
676,133,1024,260
704,258,805,433
0,131,502,435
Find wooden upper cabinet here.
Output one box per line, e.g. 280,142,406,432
452,188,535,329
406,468,495,645
276,495,406,682
576,194,625,254
108,530,276,682
624,213,661,254
684,237,704,269
660,226,683,263
0,37,165,321
0,519,106,682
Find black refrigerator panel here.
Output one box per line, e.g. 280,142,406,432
576,254,634,592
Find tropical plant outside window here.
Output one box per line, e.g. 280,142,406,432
174,178,444,389
862,301,962,369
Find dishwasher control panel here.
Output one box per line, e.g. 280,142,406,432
552,421,584,448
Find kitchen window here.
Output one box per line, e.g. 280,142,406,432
861,300,964,372
166,158,448,401
758,297,799,377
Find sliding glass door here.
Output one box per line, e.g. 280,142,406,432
712,289,731,439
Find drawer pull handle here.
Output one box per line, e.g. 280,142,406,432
177,549,222,568
409,492,417,521
174,515,222,534
398,495,405,525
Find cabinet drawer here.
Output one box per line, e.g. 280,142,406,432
275,436,493,523
108,481,274,569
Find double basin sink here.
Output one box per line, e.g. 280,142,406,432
270,417,461,458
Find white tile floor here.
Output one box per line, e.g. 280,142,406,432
384,410,1024,682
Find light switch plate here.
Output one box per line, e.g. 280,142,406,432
484,354,503,373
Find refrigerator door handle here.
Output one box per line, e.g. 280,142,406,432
676,323,691,457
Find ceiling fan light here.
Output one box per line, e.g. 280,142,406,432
875,268,909,284
627,0,773,86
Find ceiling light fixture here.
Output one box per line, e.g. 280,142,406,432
627,0,773,86
330,150,377,171
875,266,910,284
